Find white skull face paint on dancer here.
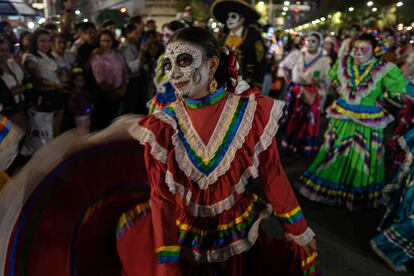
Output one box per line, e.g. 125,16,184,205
226,12,243,31
306,35,320,52
163,41,210,98
353,40,373,64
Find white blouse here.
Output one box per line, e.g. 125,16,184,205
23,51,61,84
1,59,25,103
278,48,331,95
52,50,76,70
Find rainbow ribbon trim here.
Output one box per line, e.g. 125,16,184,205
275,206,304,225
184,87,226,108
383,225,414,258
329,99,389,125
302,252,321,276
162,95,249,176
116,202,151,239
176,194,267,254
298,171,384,203
341,56,386,100
0,116,12,144
155,245,181,263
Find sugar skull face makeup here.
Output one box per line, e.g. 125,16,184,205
353,40,373,64
163,41,210,98
226,12,243,31
306,35,320,52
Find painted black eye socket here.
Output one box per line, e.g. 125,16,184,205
163,58,172,71
229,14,238,20
176,53,193,68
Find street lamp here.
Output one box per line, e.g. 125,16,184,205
372,7,377,12
367,1,373,7
396,2,403,7
348,7,354,12
257,1,265,8
75,10,81,15
284,1,290,5
283,6,288,11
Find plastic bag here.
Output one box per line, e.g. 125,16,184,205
20,108,53,156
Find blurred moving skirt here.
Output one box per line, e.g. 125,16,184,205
371,128,414,272
0,115,150,276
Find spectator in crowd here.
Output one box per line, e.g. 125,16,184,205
72,22,97,67
338,24,361,58
146,19,163,44
23,28,66,136
70,22,84,54
90,29,128,129
141,31,163,101
324,35,337,65
102,19,117,37
16,31,32,66
146,19,157,32
43,22,59,35
52,33,76,83
68,67,91,133
0,21,17,53
0,37,28,131
119,23,147,114
382,28,399,64
129,15,145,35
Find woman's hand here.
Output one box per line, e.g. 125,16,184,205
302,237,317,255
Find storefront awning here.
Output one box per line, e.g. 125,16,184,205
0,0,38,16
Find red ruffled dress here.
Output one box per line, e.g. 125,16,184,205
116,87,320,275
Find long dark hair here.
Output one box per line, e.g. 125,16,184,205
19,31,31,51
30,28,54,59
97,29,118,51
169,27,233,91
357,33,378,50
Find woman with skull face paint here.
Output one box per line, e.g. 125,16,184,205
279,32,331,156
296,33,414,211
117,27,319,276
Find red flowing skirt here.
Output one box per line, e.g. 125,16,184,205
281,84,320,155
117,206,320,276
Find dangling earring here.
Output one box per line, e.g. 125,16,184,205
175,92,184,102
209,79,218,94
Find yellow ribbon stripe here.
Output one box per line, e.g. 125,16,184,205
155,245,181,254
332,103,384,119
176,194,260,235
302,252,318,267
275,206,302,218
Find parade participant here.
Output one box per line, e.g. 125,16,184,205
296,33,414,211
117,27,319,276
279,32,331,156
211,0,266,87
371,127,414,273
147,20,186,113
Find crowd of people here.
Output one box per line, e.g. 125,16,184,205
1,0,414,274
